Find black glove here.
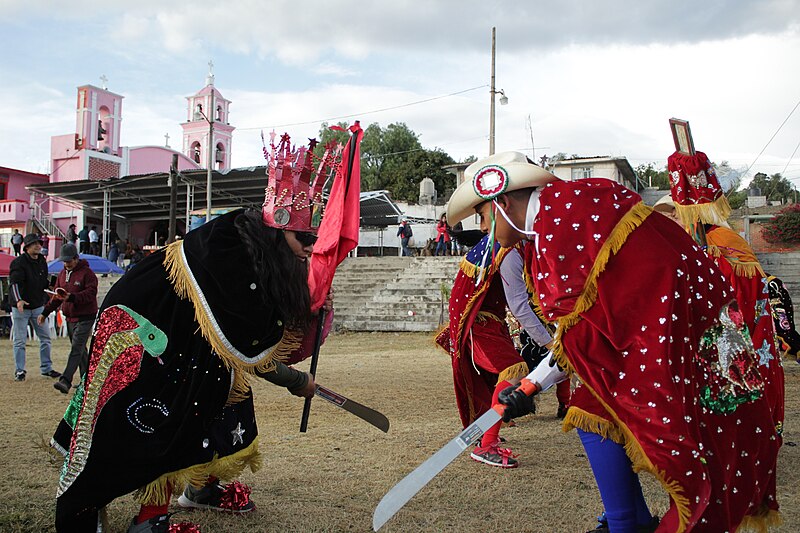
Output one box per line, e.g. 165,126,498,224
498,385,535,422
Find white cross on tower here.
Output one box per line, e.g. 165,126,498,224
99,74,108,90
164,132,170,148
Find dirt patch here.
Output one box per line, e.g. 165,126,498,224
1,333,798,532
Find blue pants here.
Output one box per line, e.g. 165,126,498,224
12,306,53,375
435,239,448,256
578,429,652,533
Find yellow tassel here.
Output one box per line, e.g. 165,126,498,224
674,195,732,227
498,361,529,385
163,241,303,405
737,507,783,532
562,407,625,445
135,438,262,505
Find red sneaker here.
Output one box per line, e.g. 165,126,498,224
470,443,519,468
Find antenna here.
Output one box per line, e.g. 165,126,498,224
526,114,536,161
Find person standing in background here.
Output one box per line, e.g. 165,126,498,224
39,243,98,394
9,233,59,381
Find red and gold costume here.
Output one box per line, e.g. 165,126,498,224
436,236,528,428
526,178,780,532
667,150,784,439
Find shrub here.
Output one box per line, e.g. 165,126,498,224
762,204,800,244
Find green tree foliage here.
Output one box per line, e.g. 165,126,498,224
317,121,456,203
727,190,748,210
748,172,795,203
635,163,670,189
762,204,800,244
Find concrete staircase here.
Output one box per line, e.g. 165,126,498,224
332,256,461,332
757,252,800,303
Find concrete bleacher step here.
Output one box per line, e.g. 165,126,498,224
332,256,460,332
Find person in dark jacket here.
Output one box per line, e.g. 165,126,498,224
77,226,90,254
39,244,98,394
9,233,59,381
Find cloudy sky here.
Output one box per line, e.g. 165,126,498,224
2,0,799,189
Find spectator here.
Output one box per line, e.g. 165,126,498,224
66,224,78,246
10,229,23,256
449,221,463,255
107,240,120,265
9,233,59,381
435,213,451,256
78,226,90,254
39,243,98,394
127,246,144,271
397,219,413,257
41,233,50,259
88,226,100,255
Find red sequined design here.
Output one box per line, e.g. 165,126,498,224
88,306,146,425
667,151,723,206
219,481,253,511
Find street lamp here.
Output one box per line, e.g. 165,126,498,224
489,26,508,156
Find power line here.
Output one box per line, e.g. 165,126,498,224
237,85,488,131
743,97,800,177
780,138,800,177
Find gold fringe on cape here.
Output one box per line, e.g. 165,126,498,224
562,406,625,445
674,195,732,228
135,437,262,505
498,361,529,385
737,506,783,532
706,244,765,278
163,241,303,404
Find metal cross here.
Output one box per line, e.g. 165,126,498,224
164,133,170,148
100,75,108,90
207,60,214,76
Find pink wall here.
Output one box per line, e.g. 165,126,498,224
127,146,200,175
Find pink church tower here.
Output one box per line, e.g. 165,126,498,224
181,62,235,170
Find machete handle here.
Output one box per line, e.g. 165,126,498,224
491,378,540,417
516,378,540,397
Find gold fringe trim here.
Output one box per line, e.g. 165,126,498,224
498,361,529,385
706,245,765,278
562,406,625,445
163,241,303,404
674,195,732,227
135,437,262,505
475,310,502,323
737,507,782,532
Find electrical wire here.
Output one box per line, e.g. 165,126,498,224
743,97,800,177
236,85,488,131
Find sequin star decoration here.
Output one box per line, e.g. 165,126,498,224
754,299,770,319
756,339,774,367
231,422,245,446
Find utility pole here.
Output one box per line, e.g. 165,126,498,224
488,27,508,156
206,89,214,224
489,26,496,156
168,153,178,243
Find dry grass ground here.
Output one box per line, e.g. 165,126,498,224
0,333,798,532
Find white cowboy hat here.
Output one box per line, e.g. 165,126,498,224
653,194,676,213
446,151,558,224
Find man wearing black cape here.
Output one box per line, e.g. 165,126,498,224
52,134,337,532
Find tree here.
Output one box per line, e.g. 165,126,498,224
635,163,670,189
748,172,795,204
762,204,800,244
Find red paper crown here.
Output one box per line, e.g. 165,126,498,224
667,150,730,226
261,132,341,234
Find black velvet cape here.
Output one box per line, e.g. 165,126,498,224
53,210,304,530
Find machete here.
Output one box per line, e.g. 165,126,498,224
315,385,390,433
372,379,538,531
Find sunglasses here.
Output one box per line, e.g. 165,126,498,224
295,232,318,247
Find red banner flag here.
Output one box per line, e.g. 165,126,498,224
308,122,363,311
